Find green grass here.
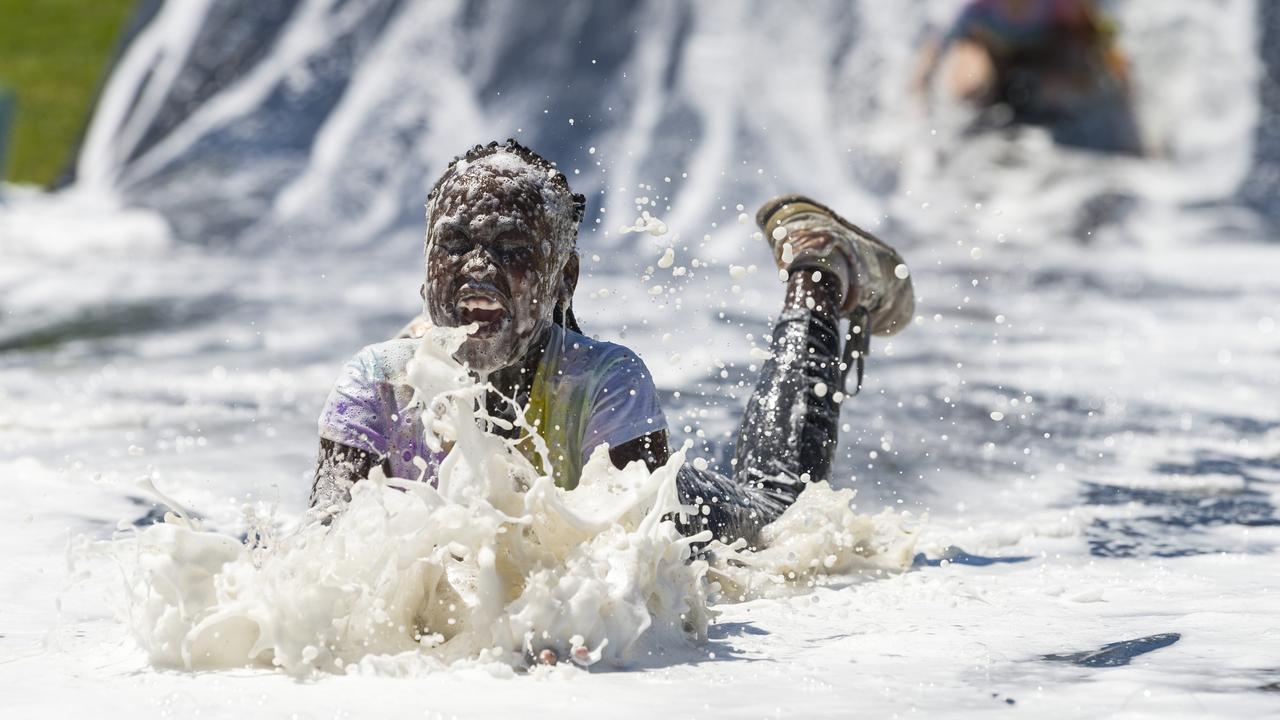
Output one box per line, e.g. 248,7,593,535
0,0,137,185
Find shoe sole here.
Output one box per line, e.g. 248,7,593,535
756,194,915,336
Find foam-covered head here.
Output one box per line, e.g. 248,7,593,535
423,140,585,374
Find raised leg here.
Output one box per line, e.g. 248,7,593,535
673,269,848,547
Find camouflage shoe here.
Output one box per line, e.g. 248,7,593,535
756,193,915,336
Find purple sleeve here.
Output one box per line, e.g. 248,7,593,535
317,348,392,458
582,350,667,462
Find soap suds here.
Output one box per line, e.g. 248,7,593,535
87,325,916,677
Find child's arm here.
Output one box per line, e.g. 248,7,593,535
309,438,388,513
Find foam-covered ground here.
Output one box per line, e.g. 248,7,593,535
5,168,1280,717
3,0,1280,716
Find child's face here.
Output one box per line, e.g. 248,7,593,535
424,160,567,374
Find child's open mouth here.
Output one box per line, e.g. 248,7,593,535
456,293,509,336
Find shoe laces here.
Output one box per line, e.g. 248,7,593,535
841,306,872,396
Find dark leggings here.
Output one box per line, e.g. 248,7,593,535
672,303,843,548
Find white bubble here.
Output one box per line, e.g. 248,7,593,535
990,411,1005,421
729,265,748,281
692,457,709,471
814,382,828,398
657,247,675,269
893,264,910,279
780,242,795,264
772,226,788,241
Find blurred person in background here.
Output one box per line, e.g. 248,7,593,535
915,0,1143,155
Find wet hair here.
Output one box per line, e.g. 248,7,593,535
427,138,586,226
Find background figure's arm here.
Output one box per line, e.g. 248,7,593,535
913,35,945,93
309,438,385,511
915,4,981,95
608,429,669,473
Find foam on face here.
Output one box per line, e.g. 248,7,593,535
425,150,579,281
422,149,580,374
87,325,918,676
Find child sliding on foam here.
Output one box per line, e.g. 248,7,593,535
311,139,914,548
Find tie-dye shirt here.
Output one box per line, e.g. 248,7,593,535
317,323,666,489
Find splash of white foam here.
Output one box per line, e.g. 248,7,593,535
619,211,669,237
86,324,917,676
708,484,921,601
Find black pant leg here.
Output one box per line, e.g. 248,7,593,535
673,307,844,547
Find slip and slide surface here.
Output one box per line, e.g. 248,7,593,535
2,209,1279,716
2,0,1278,715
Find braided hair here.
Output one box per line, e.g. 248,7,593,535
427,139,586,222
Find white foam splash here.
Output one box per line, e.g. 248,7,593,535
708,485,921,601
620,211,669,237
85,324,917,677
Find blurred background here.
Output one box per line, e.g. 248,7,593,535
0,0,1277,557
